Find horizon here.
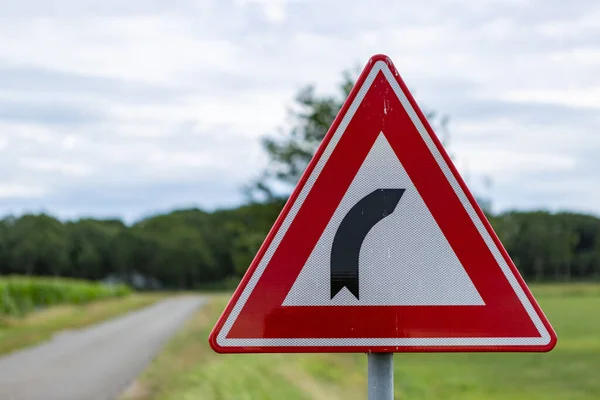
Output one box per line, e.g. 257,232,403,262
5,196,600,226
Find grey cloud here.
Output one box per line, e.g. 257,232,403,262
488,162,600,216
475,143,598,215
274,0,600,58
279,1,590,33
0,0,198,19
438,97,600,127
0,176,246,223
0,99,103,125
188,71,283,93
0,65,184,103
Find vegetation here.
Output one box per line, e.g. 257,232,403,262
0,276,131,316
122,284,600,400
248,69,451,200
0,293,167,356
1,204,599,291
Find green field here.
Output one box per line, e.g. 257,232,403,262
126,283,600,400
0,276,131,316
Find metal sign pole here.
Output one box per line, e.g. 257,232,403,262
368,352,394,399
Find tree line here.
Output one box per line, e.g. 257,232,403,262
0,202,283,289
0,206,598,289
0,68,597,288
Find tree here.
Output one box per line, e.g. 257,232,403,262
65,219,121,280
7,214,68,276
248,68,451,200
222,199,286,276
0,205,598,285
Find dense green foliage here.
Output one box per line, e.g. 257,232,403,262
0,207,598,290
0,276,131,316
0,201,286,290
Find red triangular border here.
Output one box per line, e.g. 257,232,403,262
209,54,557,353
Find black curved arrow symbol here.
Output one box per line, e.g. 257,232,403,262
330,188,405,300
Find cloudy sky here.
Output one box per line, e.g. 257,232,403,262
0,0,598,222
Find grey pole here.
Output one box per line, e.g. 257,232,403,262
368,352,394,399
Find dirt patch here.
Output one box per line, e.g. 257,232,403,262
121,380,150,400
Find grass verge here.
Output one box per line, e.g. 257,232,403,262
125,284,600,400
0,292,167,356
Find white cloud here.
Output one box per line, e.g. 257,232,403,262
537,8,600,37
0,184,46,199
0,15,239,85
19,158,92,177
104,91,289,138
0,122,55,144
456,147,576,179
499,86,600,109
236,0,288,24
0,0,597,219
61,135,79,150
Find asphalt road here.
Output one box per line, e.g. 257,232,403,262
0,296,204,400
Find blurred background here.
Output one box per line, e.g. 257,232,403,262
0,1,598,400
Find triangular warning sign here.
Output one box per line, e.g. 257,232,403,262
209,54,557,353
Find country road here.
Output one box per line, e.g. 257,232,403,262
0,296,204,400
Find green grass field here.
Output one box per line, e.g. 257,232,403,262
126,284,600,400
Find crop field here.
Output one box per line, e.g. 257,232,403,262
128,283,600,400
0,276,131,316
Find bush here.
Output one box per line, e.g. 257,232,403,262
0,276,133,316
